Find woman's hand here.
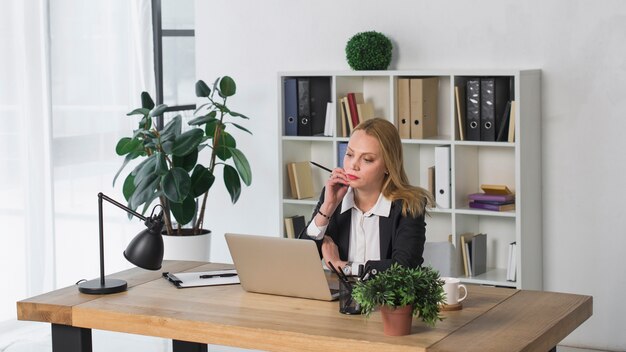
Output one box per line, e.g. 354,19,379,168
322,168,349,210
321,235,345,271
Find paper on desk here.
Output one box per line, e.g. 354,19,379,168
164,269,240,288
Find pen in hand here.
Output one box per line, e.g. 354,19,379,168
199,273,238,279
310,161,332,173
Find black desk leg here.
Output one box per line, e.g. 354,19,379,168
51,324,92,352
173,340,208,352
549,347,557,352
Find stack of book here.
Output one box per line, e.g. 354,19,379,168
338,92,375,137
468,184,515,212
459,233,487,277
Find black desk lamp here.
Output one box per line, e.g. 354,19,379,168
78,192,165,294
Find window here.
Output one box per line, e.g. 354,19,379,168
152,0,195,127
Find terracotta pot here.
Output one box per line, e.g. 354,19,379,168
380,305,413,336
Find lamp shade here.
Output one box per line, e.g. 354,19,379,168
124,215,165,270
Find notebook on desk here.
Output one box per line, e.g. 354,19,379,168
225,233,340,301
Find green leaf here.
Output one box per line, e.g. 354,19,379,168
139,116,152,128
223,164,241,203
195,80,211,97
227,147,252,186
155,152,169,175
188,111,217,126
113,153,139,187
115,137,142,156
133,154,157,186
215,131,236,161
225,121,252,134
149,104,168,117
141,92,155,109
190,164,215,197
172,148,198,172
172,128,204,156
126,108,150,116
129,173,159,211
122,173,136,201
161,167,191,203
205,119,222,138
228,110,250,120
160,115,182,141
219,76,236,97
161,140,174,154
170,196,196,226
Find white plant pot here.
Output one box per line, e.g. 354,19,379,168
162,231,211,261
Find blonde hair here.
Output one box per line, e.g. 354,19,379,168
353,118,433,217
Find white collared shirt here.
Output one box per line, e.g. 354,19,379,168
306,187,392,273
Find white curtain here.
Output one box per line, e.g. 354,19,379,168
0,0,155,322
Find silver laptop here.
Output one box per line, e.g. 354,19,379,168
225,233,339,301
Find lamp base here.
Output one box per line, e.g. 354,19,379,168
78,278,128,294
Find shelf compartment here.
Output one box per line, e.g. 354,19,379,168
392,75,452,142
453,145,516,210
281,139,333,201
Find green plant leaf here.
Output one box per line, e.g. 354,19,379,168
155,152,169,175
225,122,252,134
160,115,182,142
228,111,250,120
189,164,215,197
141,92,155,109
223,164,241,203
149,104,168,118
139,116,152,128
161,167,191,203
170,196,196,226
219,76,236,97
188,111,217,126
129,173,159,211
227,147,252,186
113,153,139,187
195,80,211,98
133,154,157,186
172,148,198,172
215,131,236,161
161,141,174,154
122,173,136,201
126,108,150,116
205,120,222,139
115,137,142,156
171,128,204,156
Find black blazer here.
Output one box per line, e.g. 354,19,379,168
309,189,426,272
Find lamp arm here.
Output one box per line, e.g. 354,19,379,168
98,192,147,221
97,192,148,286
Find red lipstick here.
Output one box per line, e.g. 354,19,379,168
346,174,359,180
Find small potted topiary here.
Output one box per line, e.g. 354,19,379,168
351,263,446,336
345,31,393,71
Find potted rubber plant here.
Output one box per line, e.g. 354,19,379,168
113,76,252,238
351,263,446,336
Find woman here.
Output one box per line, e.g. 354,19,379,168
306,118,433,275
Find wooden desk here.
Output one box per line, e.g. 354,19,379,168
17,261,592,352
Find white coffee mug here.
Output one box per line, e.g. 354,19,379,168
442,277,468,305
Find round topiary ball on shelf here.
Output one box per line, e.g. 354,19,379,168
345,31,393,71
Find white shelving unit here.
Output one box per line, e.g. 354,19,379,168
277,70,542,290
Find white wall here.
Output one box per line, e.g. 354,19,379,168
196,0,626,350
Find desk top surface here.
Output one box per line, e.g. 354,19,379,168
17,260,592,352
